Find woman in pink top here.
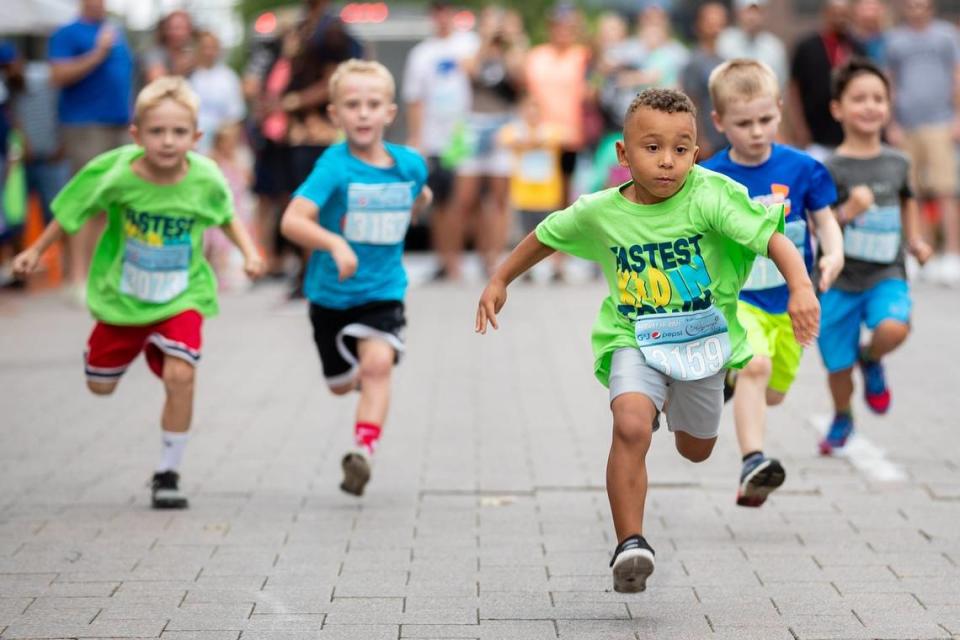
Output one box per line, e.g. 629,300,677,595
524,6,590,209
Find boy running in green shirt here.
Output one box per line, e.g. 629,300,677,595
13,77,264,509
476,88,820,594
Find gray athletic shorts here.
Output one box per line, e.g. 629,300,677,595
608,347,725,439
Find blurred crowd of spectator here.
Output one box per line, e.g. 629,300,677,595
2,0,960,292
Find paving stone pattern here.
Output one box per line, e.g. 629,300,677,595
1,280,958,639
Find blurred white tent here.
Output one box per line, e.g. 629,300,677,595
1,0,77,33
0,0,241,46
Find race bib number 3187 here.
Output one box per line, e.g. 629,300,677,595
634,307,732,381
344,182,414,245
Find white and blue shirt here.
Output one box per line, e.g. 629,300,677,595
295,142,428,310
702,143,837,314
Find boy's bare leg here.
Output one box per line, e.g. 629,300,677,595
731,355,787,506
673,431,717,462
152,356,195,509
356,338,394,425
607,393,656,542
340,338,395,497
162,357,195,433
865,320,909,361
828,368,854,414
733,356,772,455
87,380,119,395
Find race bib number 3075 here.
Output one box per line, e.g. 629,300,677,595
121,239,190,303
634,307,732,381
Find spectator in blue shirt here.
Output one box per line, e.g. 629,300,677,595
49,0,134,301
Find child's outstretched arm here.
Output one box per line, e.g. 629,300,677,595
767,232,820,347
811,206,844,291
220,218,266,280
476,232,555,334
901,196,933,265
412,185,433,223
12,220,66,278
280,196,358,281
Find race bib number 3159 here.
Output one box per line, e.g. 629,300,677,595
634,307,732,381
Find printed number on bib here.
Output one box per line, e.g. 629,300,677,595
344,182,414,245
743,218,807,291
519,150,553,183
635,307,732,380
844,205,901,264
121,239,190,303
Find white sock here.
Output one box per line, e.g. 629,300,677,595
157,431,190,473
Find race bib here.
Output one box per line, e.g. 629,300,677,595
634,307,732,381
844,205,901,263
344,182,413,245
518,150,553,183
121,239,190,303
743,219,808,291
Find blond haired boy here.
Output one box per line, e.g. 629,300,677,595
702,59,844,506
281,60,432,496
13,76,264,509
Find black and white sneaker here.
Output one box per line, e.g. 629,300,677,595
340,451,371,496
151,471,189,509
610,534,655,593
736,455,786,507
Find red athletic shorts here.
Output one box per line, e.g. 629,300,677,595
84,310,203,383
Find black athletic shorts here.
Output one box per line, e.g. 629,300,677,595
309,300,406,387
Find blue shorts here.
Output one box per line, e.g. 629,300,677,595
818,279,911,373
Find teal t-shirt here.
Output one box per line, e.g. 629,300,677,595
52,145,234,325
536,165,784,387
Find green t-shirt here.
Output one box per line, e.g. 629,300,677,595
535,165,784,387
52,145,234,325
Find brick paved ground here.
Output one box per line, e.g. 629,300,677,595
1,275,958,640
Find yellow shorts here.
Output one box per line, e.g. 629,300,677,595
737,301,803,394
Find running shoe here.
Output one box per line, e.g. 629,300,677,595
723,370,736,404
736,454,786,507
858,352,891,414
151,471,189,509
819,413,854,455
610,534,655,593
340,451,371,496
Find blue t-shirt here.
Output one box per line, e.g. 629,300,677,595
294,142,428,310
0,41,17,151
49,19,133,126
702,143,837,313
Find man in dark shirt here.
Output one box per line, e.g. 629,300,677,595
788,0,864,160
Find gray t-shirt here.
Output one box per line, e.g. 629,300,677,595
887,20,960,129
826,147,913,292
